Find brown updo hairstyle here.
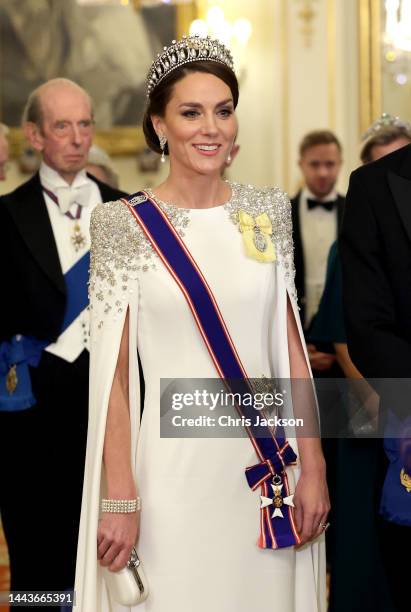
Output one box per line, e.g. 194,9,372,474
143,60,239,157
360,126,411,164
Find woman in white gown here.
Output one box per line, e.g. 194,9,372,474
74,35,329,612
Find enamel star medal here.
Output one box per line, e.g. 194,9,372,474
260,474,295,518
71,221,87,252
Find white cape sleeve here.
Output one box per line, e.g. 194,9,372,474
269,188,320,440
271,187,312,372
74,200,141,612
269,187,326,611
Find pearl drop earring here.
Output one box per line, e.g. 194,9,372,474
159,135,167,163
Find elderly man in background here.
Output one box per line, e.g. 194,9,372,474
0,78,125,608
0,123,10,181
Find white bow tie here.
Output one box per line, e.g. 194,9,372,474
53,183,92,215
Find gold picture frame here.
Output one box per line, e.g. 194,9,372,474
3,1,199,158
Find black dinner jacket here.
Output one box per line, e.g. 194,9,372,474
340,143,411,381
291,191,345,329
0,172,126,345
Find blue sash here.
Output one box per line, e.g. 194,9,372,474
0,251,90,412
61,251,90,330
380,412,411,526
124,191,300,549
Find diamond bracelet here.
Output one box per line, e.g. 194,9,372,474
101,498,141,513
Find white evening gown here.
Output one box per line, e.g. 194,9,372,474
74,182,326,612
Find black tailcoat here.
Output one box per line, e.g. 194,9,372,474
341,144,411,378
340,143,411,612
0,172,125,602
291,191,345,329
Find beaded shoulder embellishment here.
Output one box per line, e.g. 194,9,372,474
224,182,296,300
91,195,190,279
89,183,297,313
89,196,191,328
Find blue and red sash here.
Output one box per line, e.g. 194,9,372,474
123,191,301,549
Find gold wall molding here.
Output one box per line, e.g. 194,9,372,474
296,0,318,47
281,0,290,192
358,0,381,134
327,0,336,130
177,1,199,37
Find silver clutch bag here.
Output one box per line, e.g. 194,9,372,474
103,548,149,606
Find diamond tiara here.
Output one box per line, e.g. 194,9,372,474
146,34,235,97
362,112,411,141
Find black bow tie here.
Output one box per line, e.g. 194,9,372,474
307,198,336,212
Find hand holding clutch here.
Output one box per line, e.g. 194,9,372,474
103,548,149,606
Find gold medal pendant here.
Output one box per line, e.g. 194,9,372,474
71,222,87,252
6,364,18,394
400,468,411,493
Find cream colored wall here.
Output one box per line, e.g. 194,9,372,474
110,156,169,194
0,162,25,196
1,0,362,199
191,0,361,195
279,0,360,195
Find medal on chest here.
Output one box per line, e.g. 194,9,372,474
6,364,18,394
400,468,411,493
71,221,87,252
238,209,276,263
42,185,88,252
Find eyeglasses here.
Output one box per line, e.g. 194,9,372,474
52,119,95,138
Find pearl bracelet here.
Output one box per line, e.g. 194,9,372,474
101,498,141,513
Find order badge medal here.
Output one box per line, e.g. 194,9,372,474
400,468,411,493
238,210,276,263
260,474,295,518
253,225,267,253
71,222,87,252
6,364,18,395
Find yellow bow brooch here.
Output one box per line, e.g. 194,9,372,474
238,210,276,263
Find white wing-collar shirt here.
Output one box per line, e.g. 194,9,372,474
300,186,338,330
40,161,101,361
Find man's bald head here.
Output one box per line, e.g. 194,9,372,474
22,78,93,129
22,78,94,184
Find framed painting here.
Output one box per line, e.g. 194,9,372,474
0,0,198,156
